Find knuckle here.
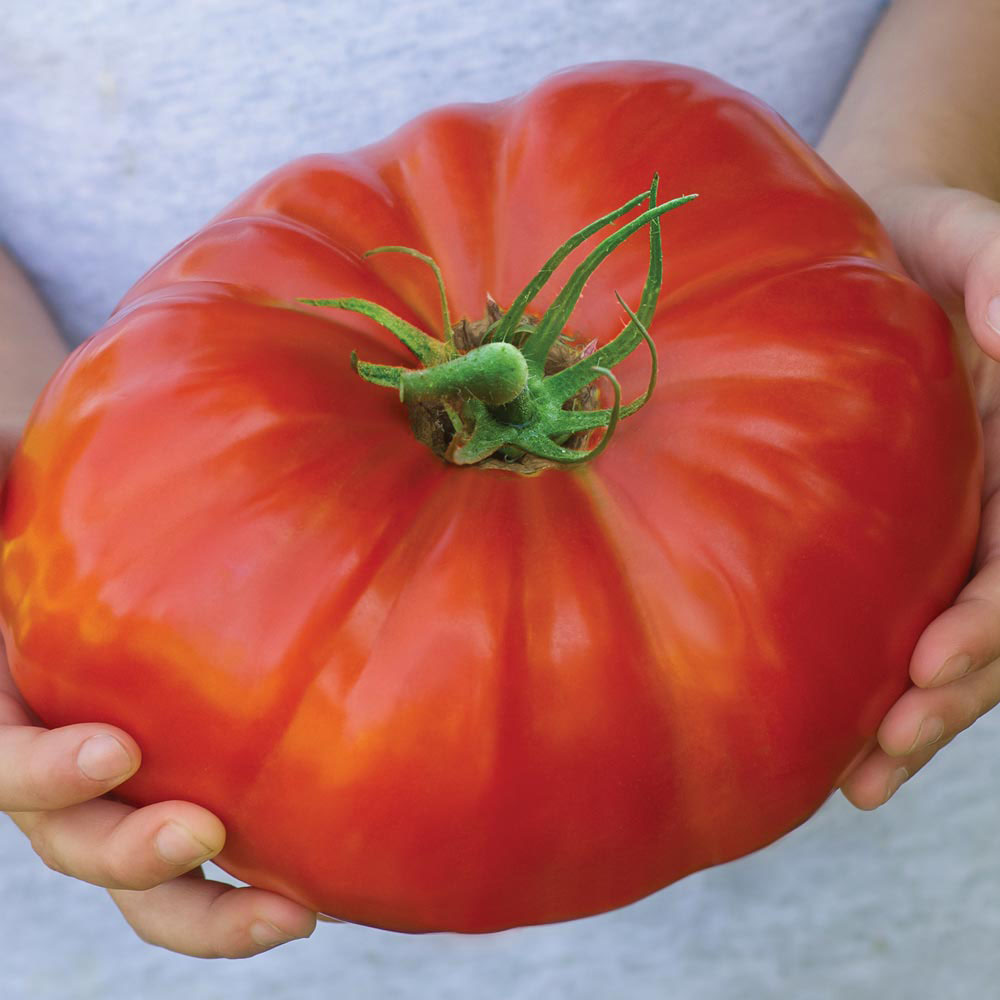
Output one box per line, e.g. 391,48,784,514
963,592,1000,625
967,226,1000,280
910,733,954,770
954,691,986,734
217,938,253,960
119,911,161,949
28,821,69,877
132,927,157,948
13,734,86,813
922,187,963,247
101,855,144,891
114,870,163,892
14,756,53,813
101,840,161,892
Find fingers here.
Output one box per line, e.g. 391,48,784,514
908,548,1000,690
839,663,995,810
875,184,1000,307
0,708,224,893
9,797,226,891
963,209,1000,361
839,733,956,812
0,718,140,812
880,657,1000,758
841,636,1000,811
0,675,316,957
10,795,317,957
863,183,1000,363
0,719,316,958
110,877,317,958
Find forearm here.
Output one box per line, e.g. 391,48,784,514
818,0,1000,199
0,248,68,436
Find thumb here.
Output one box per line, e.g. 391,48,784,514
870,183,1000,361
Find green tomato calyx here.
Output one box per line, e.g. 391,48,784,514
300,177,696,474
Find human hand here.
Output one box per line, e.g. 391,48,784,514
1,654,318,958
0,437,317,958
836,181,1000,809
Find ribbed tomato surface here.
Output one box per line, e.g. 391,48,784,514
0,62,981,932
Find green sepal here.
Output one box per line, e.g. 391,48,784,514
299,297,450,366
302,177,695,470
521,190,695,367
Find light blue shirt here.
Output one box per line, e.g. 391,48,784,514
15,6,999,1000
2,0,887,344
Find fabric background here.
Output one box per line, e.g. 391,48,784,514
9,3,997,999
3,0,887,344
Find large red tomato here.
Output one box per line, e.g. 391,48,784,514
0,62,981,933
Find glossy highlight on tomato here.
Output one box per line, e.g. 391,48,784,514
0,62,982,933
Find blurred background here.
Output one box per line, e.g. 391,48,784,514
9,1,999,997
2,0,886,346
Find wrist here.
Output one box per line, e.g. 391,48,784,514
819,133,999,209
817,0,1000,205
0,249,68,433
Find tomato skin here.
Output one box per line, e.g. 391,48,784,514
0,62,982,932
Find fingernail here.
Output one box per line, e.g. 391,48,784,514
250,920,300,948
988,296,1000,336
909,716,944,753
931,653,972,685
76,734,135,782
885,766,909,802
154,821,215,866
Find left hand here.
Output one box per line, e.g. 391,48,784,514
839,180,1000,809
0,433,319,957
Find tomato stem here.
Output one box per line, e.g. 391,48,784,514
300,177,696,472
401,342,528,407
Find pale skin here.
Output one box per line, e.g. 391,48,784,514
1,0,999,957
818,0,1000,808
